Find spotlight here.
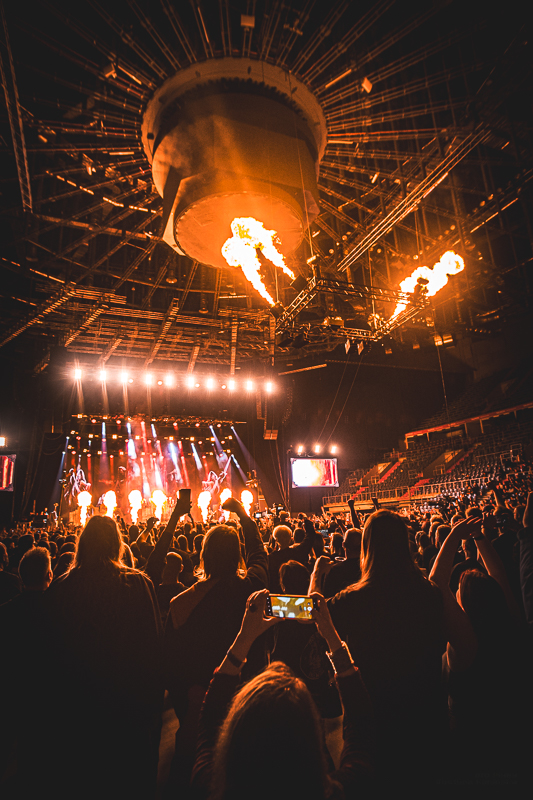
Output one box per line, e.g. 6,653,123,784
74,368,82,380
164,374,175,387
297,445,304,455
228,379,236,391
0,437,5,447
314,444,321,453
128,378,134,384
99,370,107,381
246,380,254,391
120,372,128,383
185,375,195,388
166,265,177,284
265,381,273,393
330,445,338,454
145,373,153,386
206,377,215,390
157,380,163,386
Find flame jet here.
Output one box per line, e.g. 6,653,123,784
222,217,295,305
198,490,211,523
151,490,167,521
128,490,142,524
390,251,465,320
219,488,232,521
77,491,92,526
240,489,254,516
103,490,117,518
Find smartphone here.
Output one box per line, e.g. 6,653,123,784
254,511,263,519
178,488,191,505
266,594,314,620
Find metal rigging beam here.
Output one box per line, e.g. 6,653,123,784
144,298,181,366
0,285,76,349
0,4,32,210
336,126,492,273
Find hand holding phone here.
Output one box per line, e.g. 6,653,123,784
266,594,314,620
239,589,279,642
175,488,192,517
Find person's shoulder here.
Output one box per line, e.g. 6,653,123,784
328,582,364,608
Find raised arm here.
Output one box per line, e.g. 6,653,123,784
347,497,361,529
474,513,520,616
143,493,192,586
222,497,268,588
429,518,478,672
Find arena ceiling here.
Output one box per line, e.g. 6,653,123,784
1,0,531,376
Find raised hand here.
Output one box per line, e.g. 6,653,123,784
221,496,245,516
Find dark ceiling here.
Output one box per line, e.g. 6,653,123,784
1,0,531,376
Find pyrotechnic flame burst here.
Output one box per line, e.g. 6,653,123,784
222,217,295,306
198,490,212,523
241,489,254,516
103,490,117,518
128,489,143,524
390,251,465,320
77,490,92,526
151,489,167,521
219,488,232,521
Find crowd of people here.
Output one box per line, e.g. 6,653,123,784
1,459,532,797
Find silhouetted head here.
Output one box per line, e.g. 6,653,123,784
211,662,329,800
199,525,244,580
457,569,510,640
75,516,123,571
279,560,310,594
19,546,52,590
273,525,292,549
360,509,422,586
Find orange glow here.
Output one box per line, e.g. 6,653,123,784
151,489,167,521
103,490,117,518
240,489,254,516
198,490,211,523
222,217,295,306
390,251,464,320
128,489,142,524
77,490,92,526
219,487,232,521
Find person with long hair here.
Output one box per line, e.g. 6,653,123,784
310,509,466,787
163,496,268,791
40,506,186,800
191,589,373,800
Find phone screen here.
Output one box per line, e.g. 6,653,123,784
178,488,191,505
267,595,314,620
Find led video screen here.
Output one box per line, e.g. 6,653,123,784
0,454,16,491
290,458,338,488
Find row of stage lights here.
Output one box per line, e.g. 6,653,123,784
65,433,234,457
295,445,338,455
72,369,275,393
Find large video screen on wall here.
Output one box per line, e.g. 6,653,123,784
290,458,338,488
0,454,16,491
